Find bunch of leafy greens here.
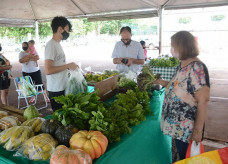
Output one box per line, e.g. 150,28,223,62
149,57,179,67
89,87,150,143
52,91,104,130
117,77,137,89
85,70,118,82
137,65,157,92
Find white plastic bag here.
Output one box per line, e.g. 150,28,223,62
65,69,88,95
186,140,204,158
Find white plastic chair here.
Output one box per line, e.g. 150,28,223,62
14,76,47,110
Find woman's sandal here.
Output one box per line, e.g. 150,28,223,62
29,97,36,103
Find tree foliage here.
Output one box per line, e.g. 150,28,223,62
178,17,192,24
211,15,225,22
0,18,158,43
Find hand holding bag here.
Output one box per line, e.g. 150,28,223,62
186,140,204,158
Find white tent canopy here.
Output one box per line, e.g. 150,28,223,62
1,0,228,26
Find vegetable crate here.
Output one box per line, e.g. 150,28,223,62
151,67,177,81
91,75,118,101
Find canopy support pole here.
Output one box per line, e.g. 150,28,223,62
35,21,39,47
158,8,163,55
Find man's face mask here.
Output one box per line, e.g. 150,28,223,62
23,46,28,51
121,39,131,46
62,30,70,40
0,46,2,52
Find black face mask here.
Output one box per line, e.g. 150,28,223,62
0,46,2,52
23,47,28,51
62,30,69,40
121,39,131,46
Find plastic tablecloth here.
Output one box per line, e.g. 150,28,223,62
94,89,172,164
0,89,172,164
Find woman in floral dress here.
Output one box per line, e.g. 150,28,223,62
155,31,210,160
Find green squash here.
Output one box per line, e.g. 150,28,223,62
55,125,78,146
41,119,61,136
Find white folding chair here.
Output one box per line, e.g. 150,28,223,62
14,76,47,110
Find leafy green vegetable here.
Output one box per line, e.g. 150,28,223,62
117,77,137,89
85,70,118,82
89,87,150,143
24,105,39,120
137,65,156,92
52,91,103,129
149,57,179,67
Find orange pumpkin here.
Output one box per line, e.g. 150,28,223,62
70,130,108,159
50,145,92,164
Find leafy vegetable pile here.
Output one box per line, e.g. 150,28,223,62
137,65,156,91
116,77,137,92
137,65,161,97
85,70,118,83
149,57,179,67
52,92,104,130
89,87,150,143
53,86,150,143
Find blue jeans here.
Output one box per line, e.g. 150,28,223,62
175,139,189,160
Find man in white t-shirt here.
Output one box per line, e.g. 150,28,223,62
45,16,77,111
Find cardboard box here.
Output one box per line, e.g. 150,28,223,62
88,75,118,101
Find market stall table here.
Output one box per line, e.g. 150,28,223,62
0,89,172,164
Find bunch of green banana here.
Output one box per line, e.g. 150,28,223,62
0,126,18,144
22,133,58,161
21,117,44,133
1,126,33,151
85,72,118,82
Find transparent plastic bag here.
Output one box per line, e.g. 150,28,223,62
14,133,58,161
21,117,45,133
0,116,20,130
0,111,8,119
65,69,88,95
50,145,92,164
0,126,34,151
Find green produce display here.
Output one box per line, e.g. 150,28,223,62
54,125,78,147
0,126,34,151
23,105,39,120
41,119,62,136
21,117,44,133
52,92,104,130
117,77,137,91
149,57,179,67
137,65,157,92
85,70,118,83
89,87,150,143
15,133,58,161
